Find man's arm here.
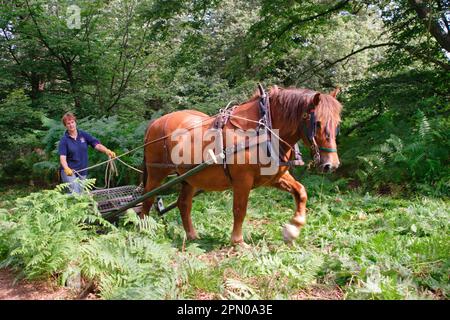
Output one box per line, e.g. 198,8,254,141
60,155,73,176
95,144,116,158
58,139,73,175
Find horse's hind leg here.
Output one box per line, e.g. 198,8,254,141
271,171,308,243
141,168,171,219
231,174,254,246
177,182,198,240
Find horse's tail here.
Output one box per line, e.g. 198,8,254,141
142,119,156,189
142,152,148,189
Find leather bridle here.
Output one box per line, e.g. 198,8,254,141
303,105,339,167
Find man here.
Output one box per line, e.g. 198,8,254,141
58,112,116,194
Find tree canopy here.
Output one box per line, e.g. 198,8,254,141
0,0,449,194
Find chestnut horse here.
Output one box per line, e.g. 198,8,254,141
141,86,342,245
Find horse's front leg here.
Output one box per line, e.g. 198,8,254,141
231,175,254,246
271,171,308,243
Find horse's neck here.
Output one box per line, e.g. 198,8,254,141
233,98,302,145
269,103,303,146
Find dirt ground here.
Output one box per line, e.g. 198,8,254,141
0,268,97,300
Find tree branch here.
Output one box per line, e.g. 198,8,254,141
296,42,398,85
107,20,150,112
408,0,450,52
24,0,67,66
343,111,382,136
437,1,450,33
297,40,450,85
401,45,450,70
0,27,35,84
263,0,351,50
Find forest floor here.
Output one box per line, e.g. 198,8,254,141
0,267,100,300
0,183,448,300
0,268,74,300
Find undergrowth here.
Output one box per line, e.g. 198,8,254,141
0,176,448,300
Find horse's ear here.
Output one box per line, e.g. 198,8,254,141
330,87,341,98
312,92,321,106
270,85,279,96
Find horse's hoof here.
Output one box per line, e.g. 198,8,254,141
291,215,306,227
187,232,198,240
232,241,251,250
231,236,249,247
282,223,300,243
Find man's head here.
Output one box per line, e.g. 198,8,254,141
62,112,77,132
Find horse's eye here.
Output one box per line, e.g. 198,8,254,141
302,113,308,120
316,122,321,129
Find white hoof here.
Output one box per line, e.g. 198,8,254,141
282,223,300,243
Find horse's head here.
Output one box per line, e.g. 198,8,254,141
267,85,343,173
300,88,342,173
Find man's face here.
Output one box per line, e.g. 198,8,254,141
65,119,77,131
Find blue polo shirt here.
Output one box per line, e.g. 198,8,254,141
58,130,100,176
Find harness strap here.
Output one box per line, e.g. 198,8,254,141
308,108,316,143
319,147,337,153
257,84,273,158
162,116,170,164
293,143,305,165
213,105,235,184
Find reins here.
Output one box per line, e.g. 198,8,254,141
73,89,334,181
72,114,218,177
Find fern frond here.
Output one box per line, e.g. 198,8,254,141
417,112,431,141
81,178,97,192
55,182,70,193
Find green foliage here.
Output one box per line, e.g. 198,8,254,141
1,0,448,196
339,70,450,196
0,177,449,299
0,184,205,299
0,89,41,146
0,0,449,301
371,0,450,71
0,89,45,184
0,181,111,279
147,176,449,300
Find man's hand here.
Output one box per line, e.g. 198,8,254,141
106,149,116,159
64,167,73,176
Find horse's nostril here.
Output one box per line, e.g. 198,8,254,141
323,164,332,172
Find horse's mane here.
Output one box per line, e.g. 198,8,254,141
266,86,342,135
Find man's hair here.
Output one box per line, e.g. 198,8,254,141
62,112,76,125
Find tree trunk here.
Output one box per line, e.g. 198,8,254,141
65,62,81,114
408,0,450,52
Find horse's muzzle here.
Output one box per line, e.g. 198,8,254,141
320,162,339,173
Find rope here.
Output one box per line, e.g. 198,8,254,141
116,157,143,173
74,103,298,187
227,114,297,154
91,156,118,190
72,113,219,176
105,159,118,189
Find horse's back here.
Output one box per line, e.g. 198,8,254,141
145,110,210,141
160,109,209,124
